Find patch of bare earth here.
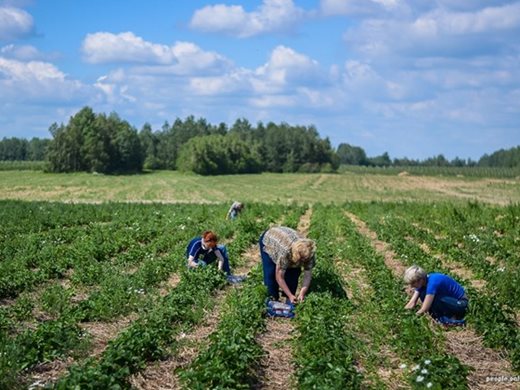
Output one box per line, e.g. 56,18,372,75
22,358,76,389
346,212,406,277
296,206,313,236
254,209,313,390
158,273,181,297
345,212,517,390
129,245,260,389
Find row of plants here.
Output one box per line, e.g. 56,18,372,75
339,204,470,389
291,205,361,388
179,268,267,389
346,202,520,372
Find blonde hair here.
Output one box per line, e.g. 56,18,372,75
291,239,316,264
403,265,427,285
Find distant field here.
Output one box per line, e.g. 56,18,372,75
0,170,519,205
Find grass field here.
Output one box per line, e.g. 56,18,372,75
1,170,519,205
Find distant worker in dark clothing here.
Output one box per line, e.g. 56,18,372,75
404,265,468,324
259,226,316,304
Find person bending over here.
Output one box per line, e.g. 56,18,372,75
259,226,316,304
404,265,468,322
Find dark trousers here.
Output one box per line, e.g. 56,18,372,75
429,296,468,319
259,232,301,300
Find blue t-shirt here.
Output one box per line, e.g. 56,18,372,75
417,273,465,301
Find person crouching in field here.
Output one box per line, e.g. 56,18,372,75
187,230,232,275
226,201,244,220
404,265,468,324
259,226,316,304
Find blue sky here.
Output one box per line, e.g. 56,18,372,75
1,0,519,160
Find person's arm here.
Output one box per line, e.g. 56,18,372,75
187,255,198,268
405,290,420,309
275,265,296,303
215,249,225,272
416,294,435,315
297,270,312,301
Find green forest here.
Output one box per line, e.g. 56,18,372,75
1,106,519,175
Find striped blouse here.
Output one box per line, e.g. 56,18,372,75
262,226,315,271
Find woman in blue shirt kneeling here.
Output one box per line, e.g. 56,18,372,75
404,265,468,323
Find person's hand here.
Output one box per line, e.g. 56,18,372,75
287,294,297,304
297,292,306,302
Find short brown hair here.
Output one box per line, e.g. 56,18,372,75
202,231,218,247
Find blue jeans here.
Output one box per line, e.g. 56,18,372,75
429,296,468,319
259,231,301,300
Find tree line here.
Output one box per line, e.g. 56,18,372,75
1,106,519,174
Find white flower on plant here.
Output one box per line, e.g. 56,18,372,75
497,267,505,272
424,359,431,365
426,383,433,388
421,368,428,374
416,375,424,382
399,363,407,369
412,364,420,371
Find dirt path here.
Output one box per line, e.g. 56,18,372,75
254,207,313,390
129,244,260,389
345,212,517,390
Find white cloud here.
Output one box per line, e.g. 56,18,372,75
320,0,407,16
1,44,45,60
345,2,520,59
412,3,520,37
190,0,307,37
0,57,88,102
0,6,33,40
253,45,322,92
82,32,176,64
82,32,231,75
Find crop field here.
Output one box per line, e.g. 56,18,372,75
1,198,519,389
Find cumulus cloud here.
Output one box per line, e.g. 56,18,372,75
0,5,34,40
412,3,520,36
320,0,408,16
82,32,231,75
344,2,520,58
82,32,177,64
253,45,322,92
0,57,90,104
1,44,45,60
190,0,307,37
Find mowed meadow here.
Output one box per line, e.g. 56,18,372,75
1,170,520,204
1,170,520,389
